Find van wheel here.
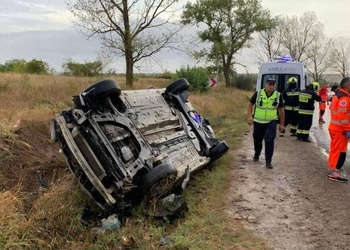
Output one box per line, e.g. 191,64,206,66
210,141,229,161
166,78,190,94
140,163,178,203
79,79,121,107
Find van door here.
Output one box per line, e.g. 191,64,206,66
259,74,302,93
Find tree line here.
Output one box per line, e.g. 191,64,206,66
67,0,275,86
0,58,106,77
67,0,347,86
0,56,255,92
2,1,347,87
254,11,350,82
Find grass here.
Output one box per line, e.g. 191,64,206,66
0,73,269,249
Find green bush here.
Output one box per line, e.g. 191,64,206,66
0,59,50,74
156,70,175,79
0,59,26,73
231,73,256,90
26,59,50,74
62,59,104,77
174,66,211,92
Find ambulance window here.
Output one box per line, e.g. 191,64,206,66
261,74,284,93
262,74,301,93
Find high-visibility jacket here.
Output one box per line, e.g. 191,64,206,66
282,87,300,111
319,86,329,102
329,88,350,132
254,89,280,123
299,87,321,115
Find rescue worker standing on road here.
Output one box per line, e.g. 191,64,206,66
296,82,321,142
318,82,329,123
280,77,300,136
247,77,285,169
327,77,350,183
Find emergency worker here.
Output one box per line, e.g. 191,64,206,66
280,77,300,136
312,81,320,93
247,78,285,169
327,77,350,182
297,84,321,142
318,82,329,123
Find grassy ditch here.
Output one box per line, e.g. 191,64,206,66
0,73,268,249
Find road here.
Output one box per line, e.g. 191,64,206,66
311,104,331,154
228,104,350,250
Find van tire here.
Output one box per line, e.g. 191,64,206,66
166,78,190,94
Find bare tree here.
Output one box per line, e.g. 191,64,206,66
68,0,182,86
253,24,282,63
331,37,350,78
279,11,323,62
304,33,333,82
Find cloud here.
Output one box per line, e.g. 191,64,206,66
0,27,199,74
0,0,286,74
0,28,102,72
10,0,350,74
0,0,197,73
0,0,71,32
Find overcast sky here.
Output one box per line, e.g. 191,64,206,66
1,0,349,74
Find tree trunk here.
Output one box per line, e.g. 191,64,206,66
123,1,133,87
222,62,231,87
125,53,133,87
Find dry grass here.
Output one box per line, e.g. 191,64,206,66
0,185,30,249
0,73,268,249
0,73,169,129
24,175,92,249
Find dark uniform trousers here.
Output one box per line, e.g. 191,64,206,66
284,109,299,134
253,120,277,162
297,113,313,141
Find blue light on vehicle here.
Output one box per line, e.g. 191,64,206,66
272,55,294,63
190,111,201,124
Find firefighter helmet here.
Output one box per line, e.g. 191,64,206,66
288,77,298,84
312,81,320,91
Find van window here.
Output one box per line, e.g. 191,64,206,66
304,74,310,88
261,74,301,93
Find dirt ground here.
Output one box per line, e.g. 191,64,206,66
228,129,350,250
1,121,66,211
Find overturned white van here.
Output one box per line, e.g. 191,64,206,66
256,56,309,93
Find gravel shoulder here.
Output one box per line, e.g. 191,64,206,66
228,129,350,250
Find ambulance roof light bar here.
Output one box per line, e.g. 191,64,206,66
270,55,294,63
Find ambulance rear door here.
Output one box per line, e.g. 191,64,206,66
256,61,306,93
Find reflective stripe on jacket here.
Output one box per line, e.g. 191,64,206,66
298,88,321,115
283,89,300,111
253,89,280,123
329,88,350,132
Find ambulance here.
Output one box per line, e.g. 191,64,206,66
256,56,310,93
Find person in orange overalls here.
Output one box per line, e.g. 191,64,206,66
328,77,350,182
318,82,329,123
